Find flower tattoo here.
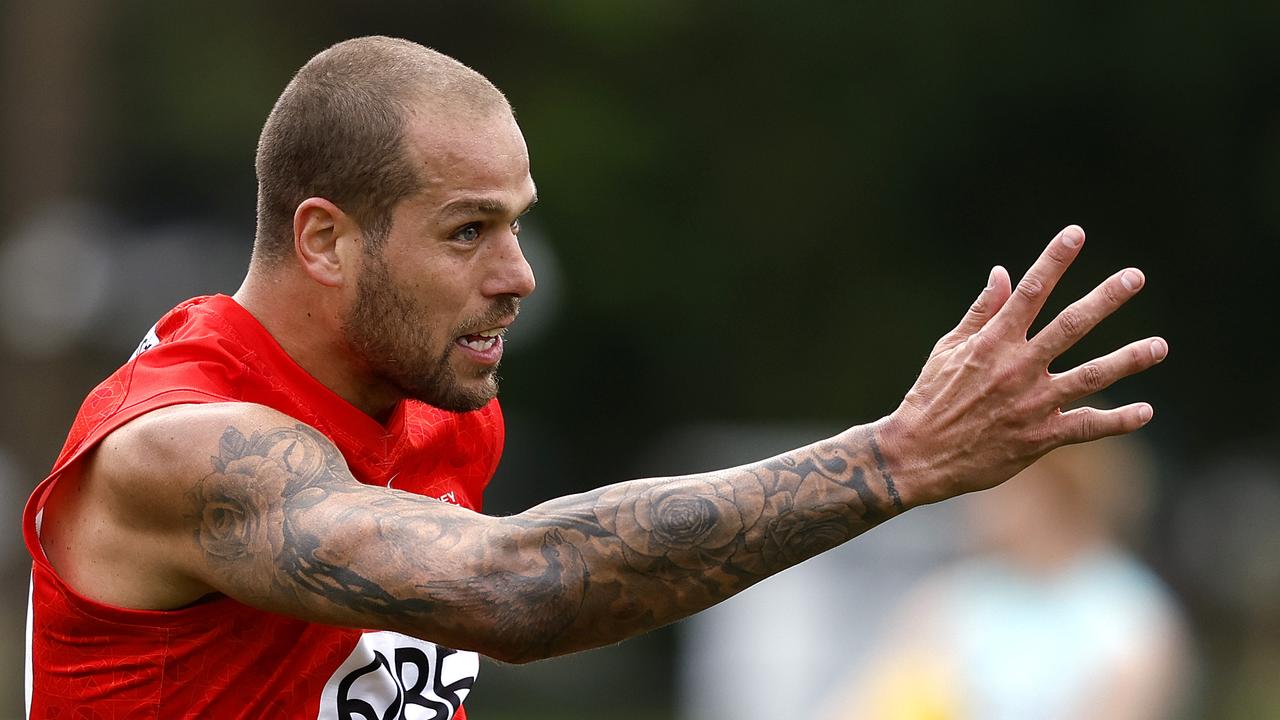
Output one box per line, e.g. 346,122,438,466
594,477,766,571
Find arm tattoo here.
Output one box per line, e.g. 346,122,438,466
188,423,903,661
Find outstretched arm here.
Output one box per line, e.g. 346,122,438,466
53,224,1165,663
178,412,903,662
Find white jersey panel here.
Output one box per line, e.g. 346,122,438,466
316,630,478,720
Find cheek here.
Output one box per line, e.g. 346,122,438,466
377,252,478,331
420,281,477,326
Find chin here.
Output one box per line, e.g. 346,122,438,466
407,374,498,413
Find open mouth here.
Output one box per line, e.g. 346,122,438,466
454,327,507,365
457,327,504,352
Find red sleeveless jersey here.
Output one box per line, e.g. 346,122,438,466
23,294,504,719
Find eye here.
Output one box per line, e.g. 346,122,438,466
452,223,481,244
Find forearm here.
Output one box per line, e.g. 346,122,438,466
485,421,906,660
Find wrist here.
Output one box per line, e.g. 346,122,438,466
868,409,941,510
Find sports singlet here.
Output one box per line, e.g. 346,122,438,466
23,294,505,719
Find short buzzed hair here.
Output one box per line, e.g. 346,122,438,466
253,36,509,265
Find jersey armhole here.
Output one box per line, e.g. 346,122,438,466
23,390,241,628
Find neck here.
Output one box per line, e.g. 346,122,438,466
233,266,402,422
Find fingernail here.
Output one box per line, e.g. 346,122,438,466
986,266,998,289
1121,270,1142,291
1150,338,1167,361
1061,227,1083,247
1138,404,1153,423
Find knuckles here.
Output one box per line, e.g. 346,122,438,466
1102,279,1124,306
1056,307,1084,339
1014,275,1044,301
1073,407,1099,441
1129,342,1150,369
1079,362,1105,392
963,328,999,355
1044,245,1073,266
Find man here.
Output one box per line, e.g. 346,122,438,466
23,36,1167,718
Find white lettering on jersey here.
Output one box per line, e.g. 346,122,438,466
130,324,161,361
317,631,478,720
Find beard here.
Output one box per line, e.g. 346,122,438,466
343,248,517,413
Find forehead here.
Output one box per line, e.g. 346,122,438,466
403,109,534,211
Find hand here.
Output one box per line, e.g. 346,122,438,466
878,225,1167,507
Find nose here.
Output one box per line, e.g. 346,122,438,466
482,232,536,299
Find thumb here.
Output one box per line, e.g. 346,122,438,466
939,265,1011,349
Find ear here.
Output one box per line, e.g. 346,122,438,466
292,197,360,287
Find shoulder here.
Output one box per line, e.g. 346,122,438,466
93,402,325,504
41,402,352,609
90,403,363,532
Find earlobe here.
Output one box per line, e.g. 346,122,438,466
293,198,350,287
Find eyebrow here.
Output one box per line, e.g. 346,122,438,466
440,194,538,220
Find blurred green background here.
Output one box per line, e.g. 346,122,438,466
1,1,1276,718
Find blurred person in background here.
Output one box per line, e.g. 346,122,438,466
21,35,1168,719
818,433,1191,720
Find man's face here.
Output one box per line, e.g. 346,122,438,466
343,109,537,412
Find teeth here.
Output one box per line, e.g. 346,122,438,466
460,336,498,351
457,327,504,352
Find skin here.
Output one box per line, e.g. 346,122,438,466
38,101,1168,665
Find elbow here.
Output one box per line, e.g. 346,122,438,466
448,586,581,665
482,644,548,666
434,606,569,666
442,527,590,665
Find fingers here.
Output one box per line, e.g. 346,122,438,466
990,225,1085,337
1053,402,1155,445
1030,267,1146,361
939,266,1012,348
1052,337,1169,404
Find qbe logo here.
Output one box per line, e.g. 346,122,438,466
319,632,479,720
